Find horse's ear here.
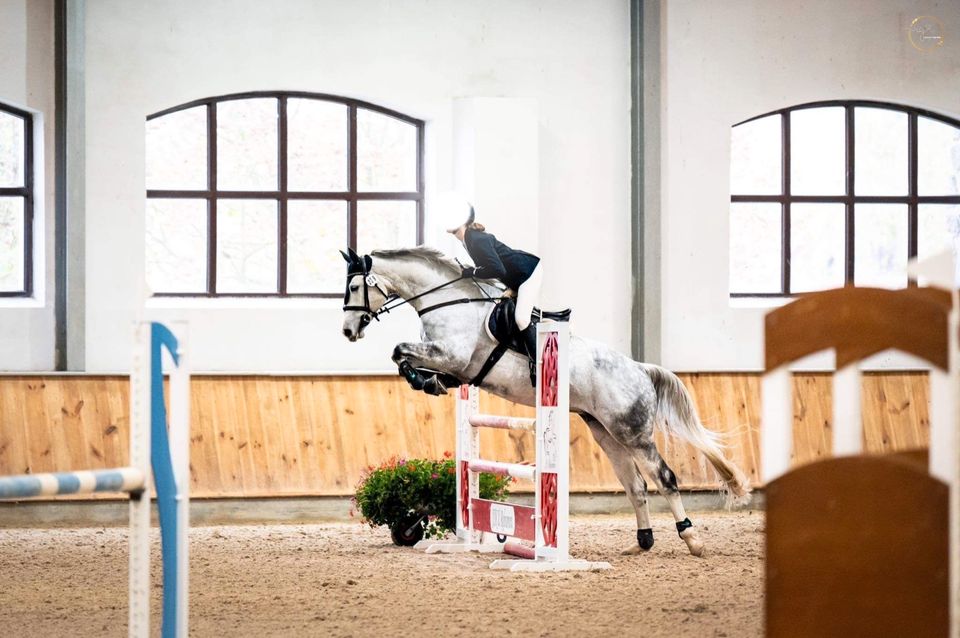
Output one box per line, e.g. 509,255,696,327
347,247,360,262
363,255,373,271
340,250,352,263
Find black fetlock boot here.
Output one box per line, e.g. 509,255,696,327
397,360,426,391
521,323,537,387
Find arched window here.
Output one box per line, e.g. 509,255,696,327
0,101,33,297
146,91,424,297
730,101,960,297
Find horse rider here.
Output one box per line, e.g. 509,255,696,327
447,206,543,384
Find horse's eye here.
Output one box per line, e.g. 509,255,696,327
350,285,359,293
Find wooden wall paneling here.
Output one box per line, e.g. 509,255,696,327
791,374,832,466
861,372,929,453
306,379,350,494
289,378,323,495
217,378,256,494
4,379,31,475
32,378,55,472
0,372,935,499
675,373,762,491
33,378,66,474
186,378,212,494
569,414,621,491
724,373,763,490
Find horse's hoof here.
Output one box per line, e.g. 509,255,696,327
680,529,706,557
422,375,448,396
621,545,644,555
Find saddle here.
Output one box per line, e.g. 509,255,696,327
486,298,571,355
465,298,571,387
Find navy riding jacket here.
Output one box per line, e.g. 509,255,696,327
463,227,540,291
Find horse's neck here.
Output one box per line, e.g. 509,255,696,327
376,258,466,312
376,256,495,346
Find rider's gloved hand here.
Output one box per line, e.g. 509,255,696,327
461,266,477,278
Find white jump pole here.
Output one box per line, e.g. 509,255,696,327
168,324,190,638
128,323,151,638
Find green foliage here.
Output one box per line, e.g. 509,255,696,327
354,455,511,542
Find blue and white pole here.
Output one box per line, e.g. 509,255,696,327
0,322,189,638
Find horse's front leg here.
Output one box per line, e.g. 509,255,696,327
392,341,463,396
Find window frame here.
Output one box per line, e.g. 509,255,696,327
146,91,425,298
0,101,34,298
731,99,960,298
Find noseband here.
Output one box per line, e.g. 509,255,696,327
342,256,395,329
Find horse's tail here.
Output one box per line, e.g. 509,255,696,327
642,364,752,506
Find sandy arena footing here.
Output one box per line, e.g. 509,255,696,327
0,511,763,637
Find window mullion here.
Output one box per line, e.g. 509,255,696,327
417,122,425,245
908,113,919,264
23,111,33,297
844,105,855,285
348,104,358,250
278,97,288,295
208,102,218,295
782,112,791,295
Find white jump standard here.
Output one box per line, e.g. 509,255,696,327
0,322,190,638
421,322,611,571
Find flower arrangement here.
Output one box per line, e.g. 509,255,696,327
353,453,511,546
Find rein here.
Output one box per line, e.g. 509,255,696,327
343,262,498,326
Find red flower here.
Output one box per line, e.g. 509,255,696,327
431,473,439,479
443,450,452,458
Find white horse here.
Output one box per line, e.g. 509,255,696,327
340,247,751,556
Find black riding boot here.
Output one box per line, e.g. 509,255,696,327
521,323,537,387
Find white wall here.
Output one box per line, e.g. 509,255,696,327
659,0,960,371
449,98,540,257
82,0,631,372
0,0,55,370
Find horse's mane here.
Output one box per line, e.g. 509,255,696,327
370,246,462,275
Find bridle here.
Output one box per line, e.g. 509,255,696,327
341,251,498,331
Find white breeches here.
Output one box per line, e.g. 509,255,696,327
515,263,543,331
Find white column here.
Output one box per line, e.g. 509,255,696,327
929,367,955,484
761,366,793,483
449,98,539,254
832,363,863,456
66,0,86,369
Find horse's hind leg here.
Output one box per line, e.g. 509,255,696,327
581,414,654,554
633,443,705,557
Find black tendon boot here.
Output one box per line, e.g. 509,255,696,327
397,360,426,391
521,323,537,387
